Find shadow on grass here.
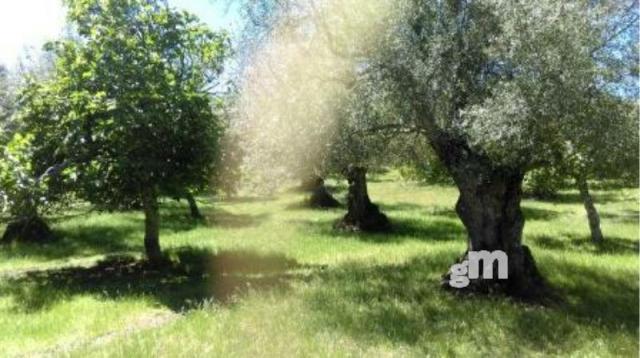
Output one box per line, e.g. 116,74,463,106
380,203,560,222
305,253,638,355
161,201,270,229
0,247,306,313
379,202,428,212
534,191,623,204
543,258,639,332
521,207,560,221
205,209,270,229
600,210,639,224
0,202,271,261
221,196,276,204
290,216,465,243
532,235,639,255
284,200,344,211
0,223,142,261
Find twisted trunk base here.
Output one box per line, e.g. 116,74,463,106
432,135,549,300
336,166,390,232
1,215,55,244
306,176,341,209
439,171,549,300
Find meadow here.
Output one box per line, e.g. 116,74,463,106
0,173,637,357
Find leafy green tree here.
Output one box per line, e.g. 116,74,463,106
16,0,228,261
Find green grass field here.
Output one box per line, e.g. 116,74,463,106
0,174,637,357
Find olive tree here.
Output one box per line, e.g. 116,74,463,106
362,0,638,297
560,95,637,244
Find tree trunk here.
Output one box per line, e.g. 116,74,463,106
336,165,390,232
307,175,341,209
142,186,163,262
185,191,203,219
576,176,604,244
1,215,55,244
431,135,548,299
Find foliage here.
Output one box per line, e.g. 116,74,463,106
523,167,566,199
235,0,638,189
388,135,453,185
235,0,400,190
211,93,245,197
0,133,47,218
17,0,229,209
354,0,637,169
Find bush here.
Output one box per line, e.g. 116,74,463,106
524,167,567,199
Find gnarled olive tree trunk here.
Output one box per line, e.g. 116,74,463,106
432,136,547,298
576,176,604,244
305,175,341,209
336,166,390,232
1,215,55,244
142,186,163,262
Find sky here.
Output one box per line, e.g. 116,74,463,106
0,0,240,68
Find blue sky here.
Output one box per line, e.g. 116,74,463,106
0,0,240,68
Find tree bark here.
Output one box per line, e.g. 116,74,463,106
336,165,390,232
1,215,55,244
306,175,341,209
142,186,163,262
576,176,604,244
184,191,203,219
430,135,548,299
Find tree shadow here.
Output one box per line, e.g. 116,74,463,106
426,206,458,218
290,217,465,243
390,218,465,241
532,235,639,255
158,201,270,230
589,180,637,190
536,191,622,204
600,210,639,224
205,209,270,229
0,248,307,313
0,205,269,261
47,210,93,224
539,257,638,335
284,199,344,211
221,196,276,204
160,206,207,232
521,206,560,221
379,202,427,212
304,253,637,355
380,204,560,222
0,223,142,261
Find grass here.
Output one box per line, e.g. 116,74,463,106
0,173,637,357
